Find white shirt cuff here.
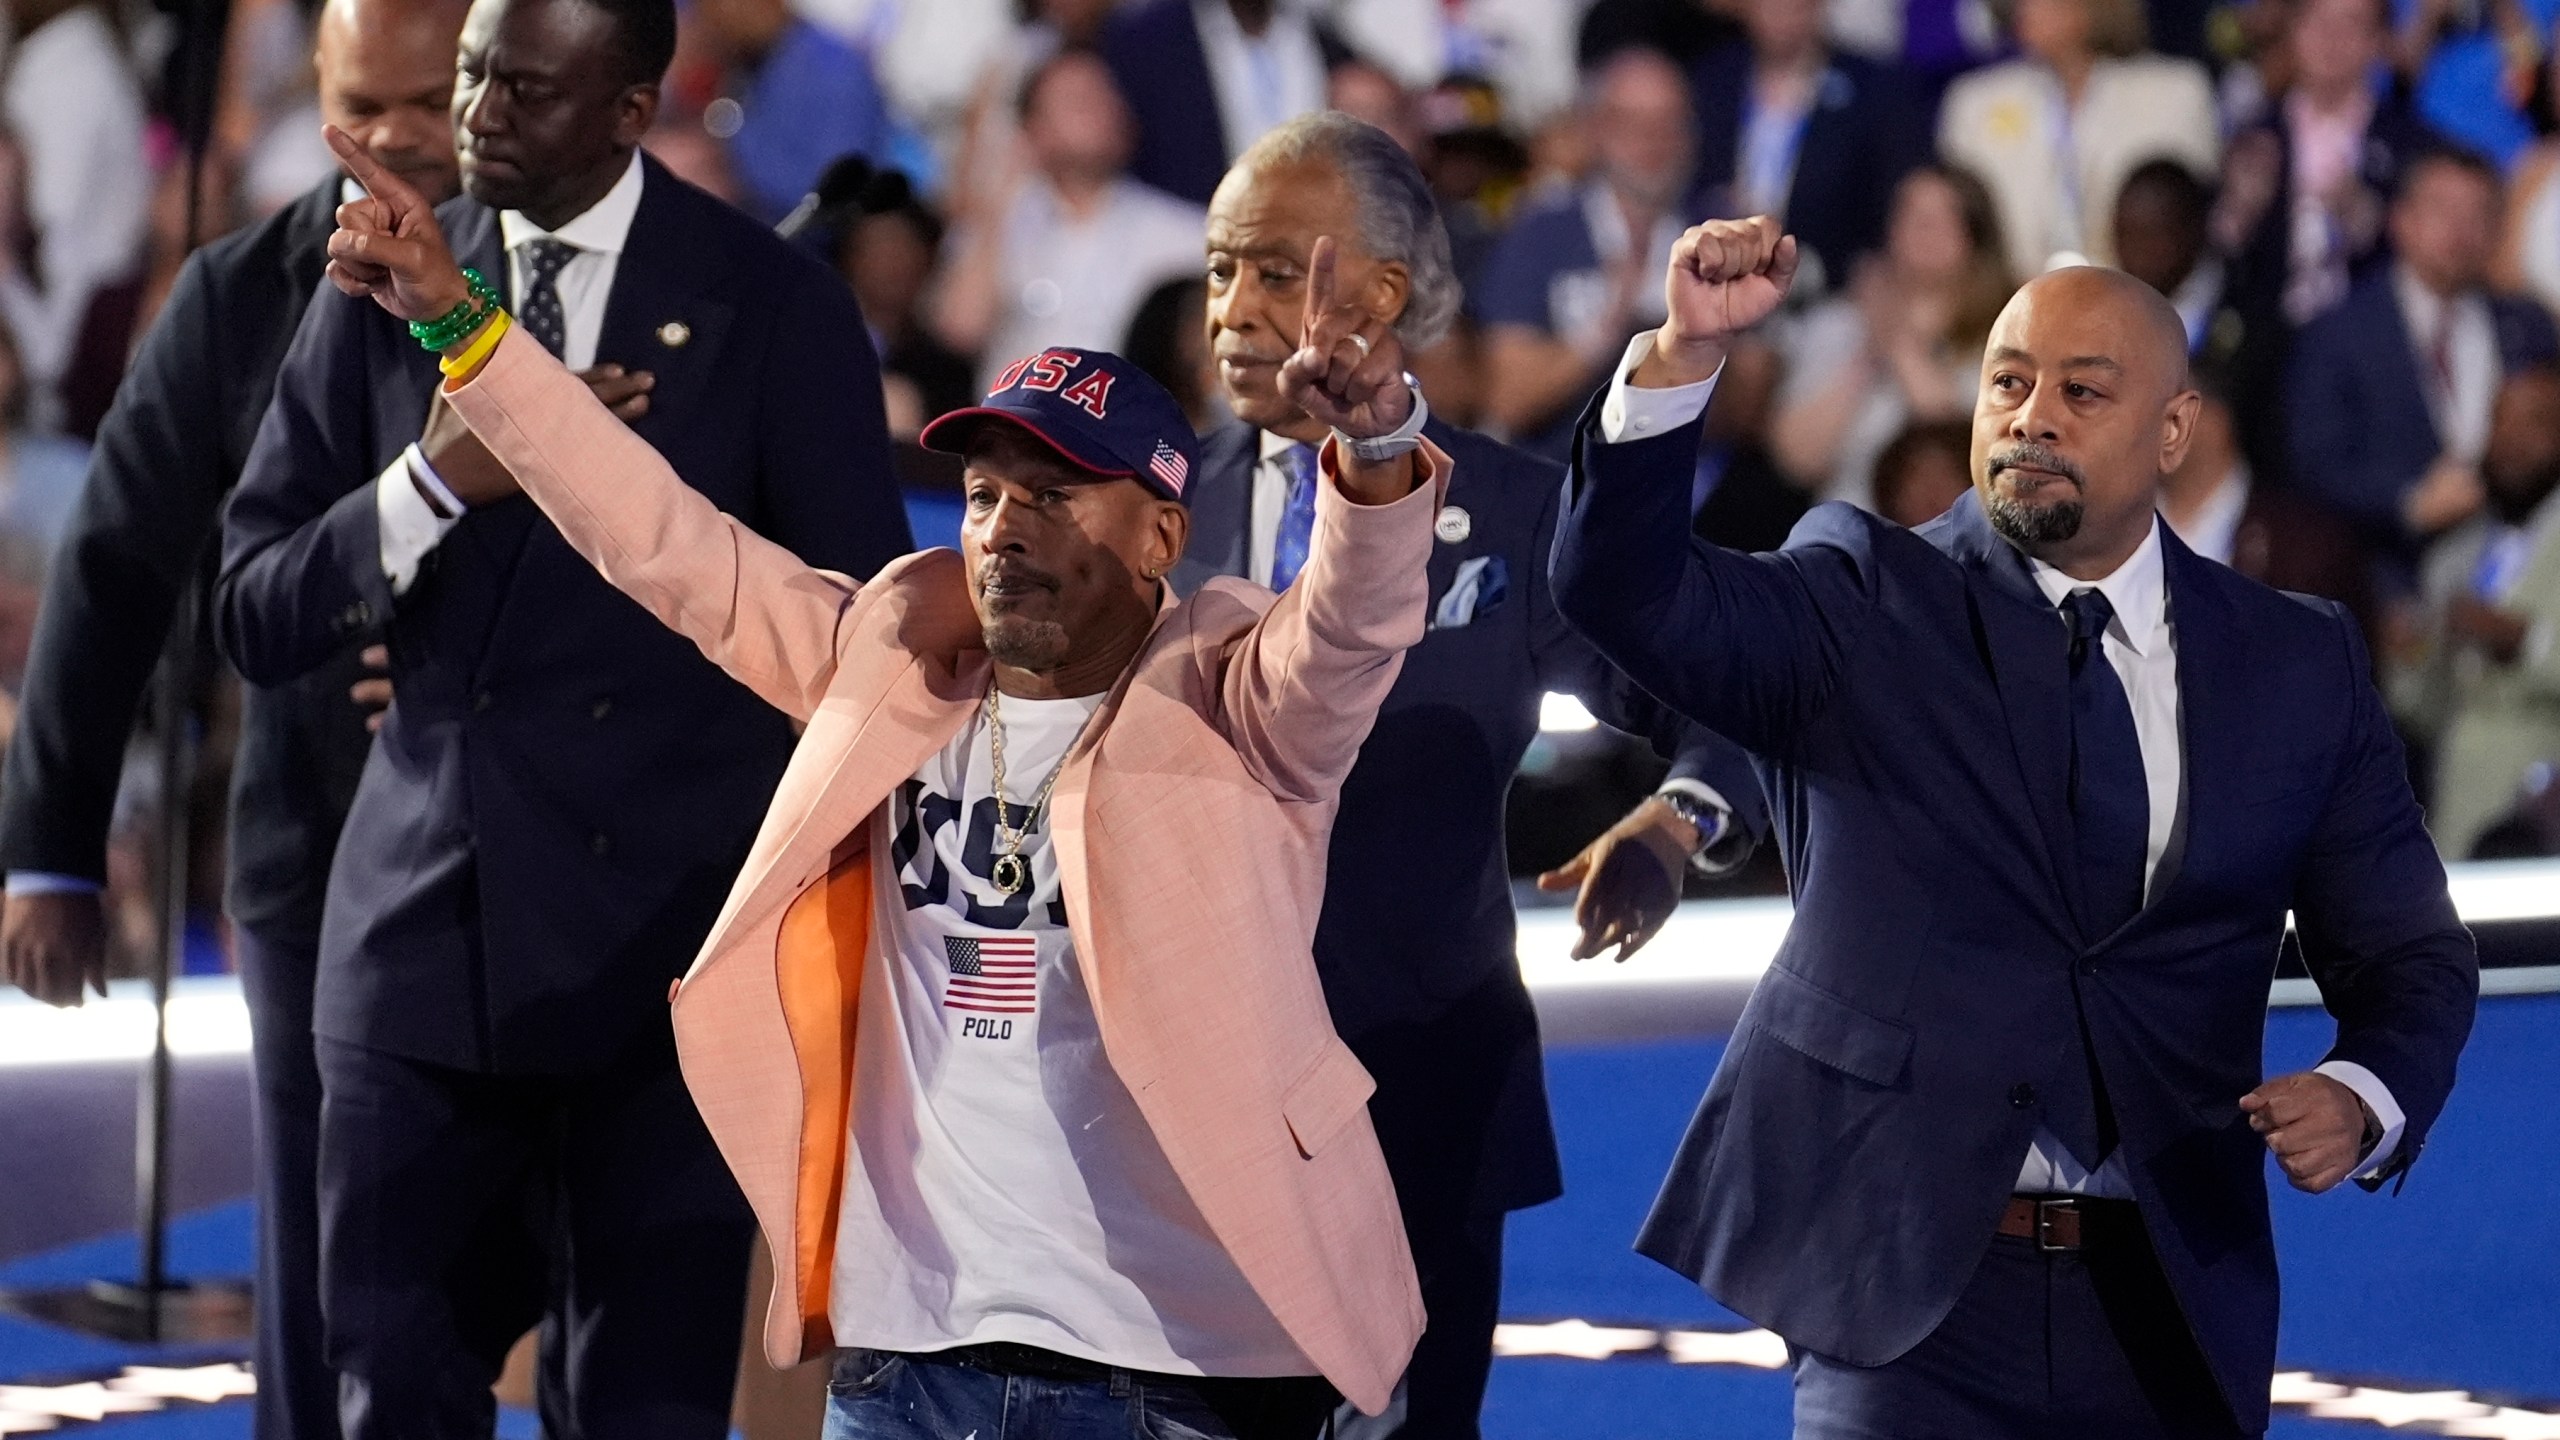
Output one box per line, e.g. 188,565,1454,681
2315,1059,2406,1180
5,871,103,897
1598,330,1723,444
377,444,464,595
1655,777,1734,847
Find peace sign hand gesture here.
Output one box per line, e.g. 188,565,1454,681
1276,236,1414,441
321,123,473,326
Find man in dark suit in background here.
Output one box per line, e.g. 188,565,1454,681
1101,0,1343,207
1552,218,2476,1436
0,0,470,1433
2159,365,2376,648
2288,148,2559,580
215,0,910,1430
1178,114,1764,1440
1688,0,1926,297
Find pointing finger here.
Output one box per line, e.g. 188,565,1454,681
324,125,388,197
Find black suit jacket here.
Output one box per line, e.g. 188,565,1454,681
216,156,913,1074
1172,419,1766,1218
1689,46,1928,291
0,180,372,946
2286,270,2560,569
2223,89,2443,479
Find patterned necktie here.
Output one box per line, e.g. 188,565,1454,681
2063,588,2148,936
515,238,579,358
1268,442,1320,592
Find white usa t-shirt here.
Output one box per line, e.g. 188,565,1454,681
826,691,1309,1376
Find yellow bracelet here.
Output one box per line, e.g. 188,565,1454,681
439,308,512,382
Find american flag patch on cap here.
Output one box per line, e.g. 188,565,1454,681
1147,440,1190,496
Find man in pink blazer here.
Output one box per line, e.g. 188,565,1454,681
321,127,1448,1439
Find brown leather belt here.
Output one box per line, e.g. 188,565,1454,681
1998,1195,2137,1251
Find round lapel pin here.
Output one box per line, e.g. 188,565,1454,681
1434,505,1472,545
656,320,691,348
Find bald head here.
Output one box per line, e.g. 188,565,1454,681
2018,267,2191,392
317,0,469,206
1970,266,2202,577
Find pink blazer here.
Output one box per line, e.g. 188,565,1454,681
446,328,1443,1413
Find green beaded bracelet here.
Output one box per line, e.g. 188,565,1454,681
410,267,500,352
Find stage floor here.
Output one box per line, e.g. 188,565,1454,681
4,978,2555,1436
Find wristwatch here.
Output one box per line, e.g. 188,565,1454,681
1655,787,1740,877
1334,374,1429,462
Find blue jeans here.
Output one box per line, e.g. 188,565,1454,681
821,1348,1337,1440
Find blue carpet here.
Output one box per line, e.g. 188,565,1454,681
1485,994,2560,1435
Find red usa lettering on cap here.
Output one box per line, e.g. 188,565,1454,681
987,350,1111,418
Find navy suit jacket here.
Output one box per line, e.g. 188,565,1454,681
1689,46,1927,290
1172,418,1764,1218
0,180,370,946
1551,402,2476,1430
1102,0,1347,206
2286,271,2559,562
215,157,912,1075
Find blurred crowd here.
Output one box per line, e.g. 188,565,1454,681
5,0,2560,976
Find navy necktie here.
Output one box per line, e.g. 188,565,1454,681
1269,442,1320,592
2063,588,2148,936
516,239,578,358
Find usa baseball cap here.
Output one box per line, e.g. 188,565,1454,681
920,347,1198,504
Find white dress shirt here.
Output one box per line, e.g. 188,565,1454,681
1192,0,1328,164
374,151,647,595
1599,331,2406,1194
2165,464,2251,568
2393,264,2500,466
1247,428,1306,588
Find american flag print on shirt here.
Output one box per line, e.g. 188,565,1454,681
944,934,1039,1015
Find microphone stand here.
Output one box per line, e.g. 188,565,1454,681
0,0,250,1348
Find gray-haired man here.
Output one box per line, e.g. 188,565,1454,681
1167,112,1766,1440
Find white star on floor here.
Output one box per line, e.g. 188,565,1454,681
1662,1327,1790,1369
109,1364,257,1404
2272,1371,2352,1404
1491,1319,1663,1360
0,1383,161,1423
2438,1410,2560,1439
2303,1387,2495,1427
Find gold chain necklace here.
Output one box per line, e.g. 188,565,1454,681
983,688,1087,897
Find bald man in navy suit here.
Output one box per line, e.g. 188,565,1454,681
1552,216,2476,1438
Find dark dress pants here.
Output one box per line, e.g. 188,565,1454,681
314,1031,755,1440
1790,1204,2250,1439
236,927,338,1440
1331,1209,1505,1440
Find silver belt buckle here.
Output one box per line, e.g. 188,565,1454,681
2035,1197,2079,1252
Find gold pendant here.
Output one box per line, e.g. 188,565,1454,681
991,853,1029,896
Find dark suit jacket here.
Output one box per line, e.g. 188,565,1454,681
0,180,372,946
1689,46,1927,291
1101,0,1348,206
2286,270,2559,565
216,156,912,1075
2223,91,2441,476
1551,403,2478,1430
1172,418,1765,1218
2228,482,2377,652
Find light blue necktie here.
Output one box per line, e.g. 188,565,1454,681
1269,442,1320,592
